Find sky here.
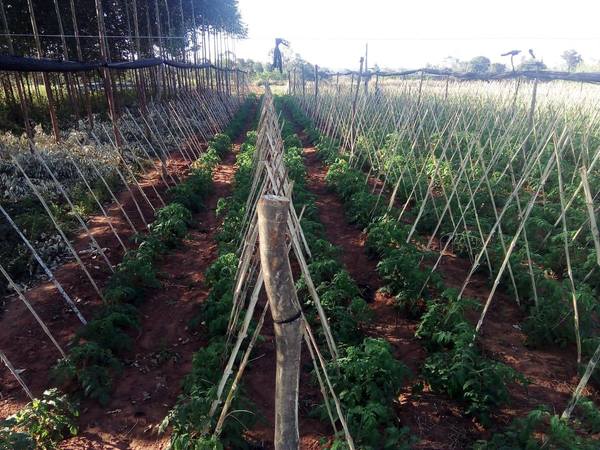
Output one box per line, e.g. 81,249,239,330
235,0,600,71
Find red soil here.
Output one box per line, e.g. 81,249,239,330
2,116,597,449
243,306,334,450
0,141,238,448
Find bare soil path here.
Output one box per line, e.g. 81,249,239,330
302,145,477,449
0,131,245,449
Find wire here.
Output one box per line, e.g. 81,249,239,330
0,32,188,39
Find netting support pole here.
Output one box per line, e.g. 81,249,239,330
314,64,319,100
95,0,123,147
26,0,61,142
257,195,301,450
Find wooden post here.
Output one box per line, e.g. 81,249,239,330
417,69,424,105
525,75,538,153
364,42,369,94
350,57,364,155
69,0,94,128
1,0,34,141
26,0,61,142
314,64,319,99
257,195,301,450
94,0,123,146
444,76,449,100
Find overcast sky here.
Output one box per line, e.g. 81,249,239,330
235,0,600,70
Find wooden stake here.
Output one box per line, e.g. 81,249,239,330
257,195,301,450
26,0,61,142
314,64,319,99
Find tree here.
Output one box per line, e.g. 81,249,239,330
518,58,547,71
442,56,468,72
490,63,506,74
253,61,265,73
561,49,583,72
469,56,491,74
0,0,246,61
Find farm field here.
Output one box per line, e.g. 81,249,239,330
1,1,600,449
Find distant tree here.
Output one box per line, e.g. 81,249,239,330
518,58,547,71
490,63,506,74
236,58,262,73
442,56,467,72
253,61,264,73
0,0,246,60
561,49,583,72
441,56,458,70
469,56,491,73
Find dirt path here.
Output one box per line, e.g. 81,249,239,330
57,147,238,449
243,302,331,450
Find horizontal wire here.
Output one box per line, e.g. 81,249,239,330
0,33,212,40
6,33,599,42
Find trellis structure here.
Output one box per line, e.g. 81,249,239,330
0,0,248,141
0,52,248,409
291,60,600,421
203,86,356,448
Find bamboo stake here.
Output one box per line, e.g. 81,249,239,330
12,156,105,301
0,350,33,400
473,141,559,335
0,263,66,358
580,166,600,266
0,204,87,324
555,148,581,364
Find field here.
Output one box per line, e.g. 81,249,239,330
1,55,600,450
2,1,600,449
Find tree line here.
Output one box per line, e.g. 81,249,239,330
0,0,245,61
440,49,589,75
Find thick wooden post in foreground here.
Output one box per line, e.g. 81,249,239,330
257,195,301,450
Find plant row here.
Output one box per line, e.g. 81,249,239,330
283,95,600,448
276,95,415,450
161,98,260,450
0,97,255,449
298,85,600,388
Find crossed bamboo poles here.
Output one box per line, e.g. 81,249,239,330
294,75,600,420
0,86,246,400
205,86,356,448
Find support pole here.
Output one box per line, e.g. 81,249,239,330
94,0,122,146
257,195,301,450
0,350,33,400
314,64,319,99
26,0,61,142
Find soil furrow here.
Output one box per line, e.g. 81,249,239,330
58,148,238,449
